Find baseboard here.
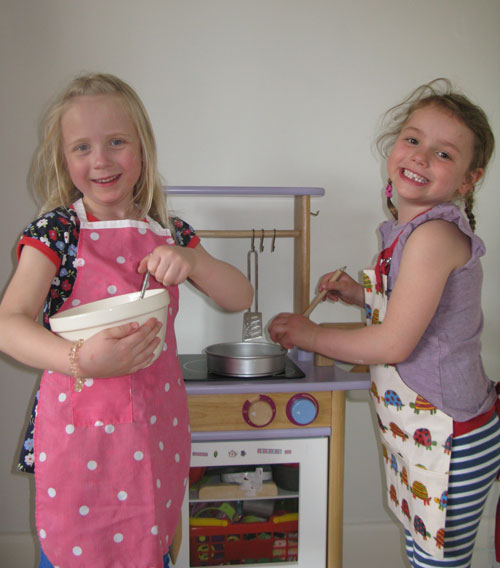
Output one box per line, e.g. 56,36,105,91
0,533,37,568
1,518,497,568
343,516,497,568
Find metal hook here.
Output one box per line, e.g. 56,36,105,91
250,229,256,252
310,210,320,217
271,229,276,252
259,229,265,253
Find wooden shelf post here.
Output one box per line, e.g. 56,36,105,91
294,194,311,313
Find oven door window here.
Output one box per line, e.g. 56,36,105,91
189,464,299,565
179,437,327,567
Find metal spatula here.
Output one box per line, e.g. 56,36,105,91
242,246,264,341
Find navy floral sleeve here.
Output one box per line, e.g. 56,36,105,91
17,209,198,473
17,207,80,329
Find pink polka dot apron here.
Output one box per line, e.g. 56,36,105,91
34,199,190,567
365,230,453,560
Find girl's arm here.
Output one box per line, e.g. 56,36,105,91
269,220,470,365
139,243,253,312
0,246,162,376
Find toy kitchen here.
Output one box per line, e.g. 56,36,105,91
168,187,370,568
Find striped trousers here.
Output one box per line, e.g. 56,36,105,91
404,411,500,568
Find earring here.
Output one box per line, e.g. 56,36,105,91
385,179,393,199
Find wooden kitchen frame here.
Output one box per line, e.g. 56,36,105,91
169,186,366,568
188,386,347,568
168,186,322,313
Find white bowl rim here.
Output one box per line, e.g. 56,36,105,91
50,288,169,332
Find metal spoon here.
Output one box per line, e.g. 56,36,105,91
139,271,150,299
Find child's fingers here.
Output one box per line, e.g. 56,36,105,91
137,257,148,274
103,321,140,339
268,313,290,342
102,318,159,341
318,273,334,291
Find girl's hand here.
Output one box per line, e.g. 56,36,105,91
268,312,320,351
139,243,253,312
77,318,162,378
138,245,196,287
318,271,364,307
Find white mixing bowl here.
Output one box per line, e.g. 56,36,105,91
50,289,169,363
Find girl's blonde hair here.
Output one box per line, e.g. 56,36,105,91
30,73,168,225
376,78,495,231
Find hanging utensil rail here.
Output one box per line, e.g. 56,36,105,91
194,229,298,238
167,186,324,313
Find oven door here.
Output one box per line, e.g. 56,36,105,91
175,437,327,567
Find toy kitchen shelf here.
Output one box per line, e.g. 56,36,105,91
168,185,323,313
168,187,370,568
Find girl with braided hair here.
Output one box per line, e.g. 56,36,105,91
270,79,498,568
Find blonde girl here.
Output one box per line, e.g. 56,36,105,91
0,72,252,568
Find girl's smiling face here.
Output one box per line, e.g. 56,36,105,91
387,104,482,218
61,94,143,220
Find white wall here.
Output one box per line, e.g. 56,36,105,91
1,1,499,566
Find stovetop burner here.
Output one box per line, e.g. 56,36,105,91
179,354,305,381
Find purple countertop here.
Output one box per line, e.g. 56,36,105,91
183,348,370,396
167,186,325,196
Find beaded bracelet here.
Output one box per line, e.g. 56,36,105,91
69,339,85,392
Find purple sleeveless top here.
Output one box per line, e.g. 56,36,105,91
379,202,496,421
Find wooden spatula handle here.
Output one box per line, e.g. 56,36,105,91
302,266,346,317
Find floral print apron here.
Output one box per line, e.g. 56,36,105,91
365,235,453,559
34,199,191,567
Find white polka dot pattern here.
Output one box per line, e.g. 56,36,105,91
33,209,189,566
117,491,128,501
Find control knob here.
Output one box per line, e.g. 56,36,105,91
242,394,276,428
286,393,319,425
